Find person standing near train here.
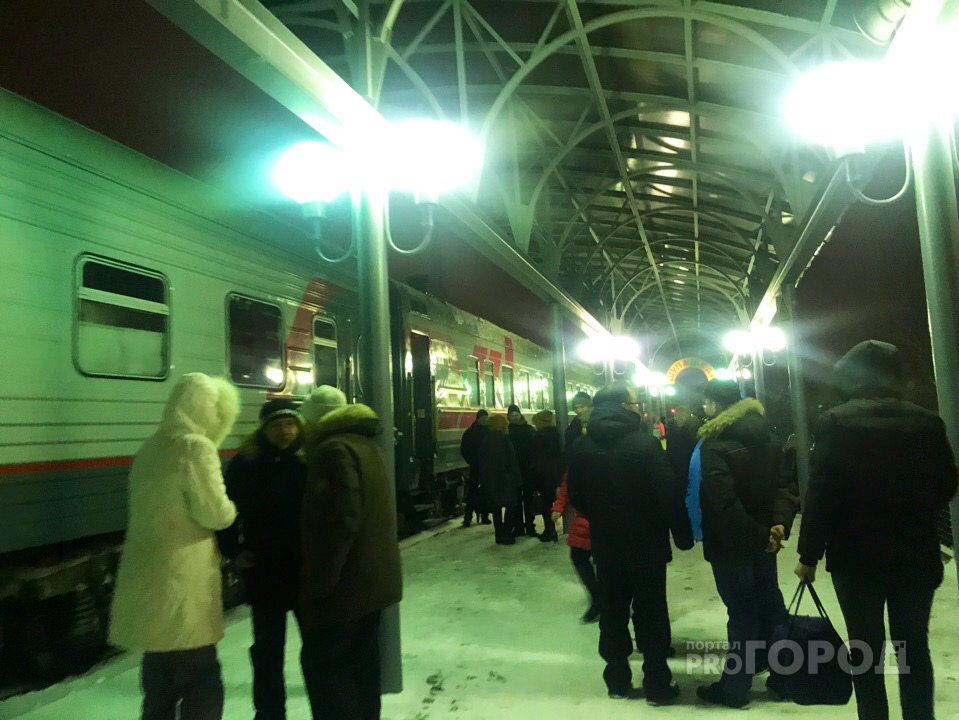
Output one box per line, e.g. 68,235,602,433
109,373,239,720
218,398,307,720
507,404,538,537
459,409,491,527
530,410,562,541
478,414,524,545
565,391,593,453
299,397,402,720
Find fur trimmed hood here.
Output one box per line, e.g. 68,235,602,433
308,403,381,444
698,397,766,441
159,373,239,447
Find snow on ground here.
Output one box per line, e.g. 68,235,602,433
3,519,959,720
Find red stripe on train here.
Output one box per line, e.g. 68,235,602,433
0,448,240,477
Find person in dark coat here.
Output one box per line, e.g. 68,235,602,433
568,381,693,705
507,404,538,537
796,341,958,720
695,380,799,709
219,398,306,720
565,391,593,453
299,403,403,720
479,414,523,545
531,410,563,542
665,405,700,489
459,409,491,527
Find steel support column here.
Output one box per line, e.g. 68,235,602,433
353,186,403,692
909,118,959,575
752,349,766,405
782,285,810,505
550,303,569,440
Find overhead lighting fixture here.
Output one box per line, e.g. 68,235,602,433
677,265,689,271
673,279,685,284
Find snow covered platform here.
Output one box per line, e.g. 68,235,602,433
3,520,959,719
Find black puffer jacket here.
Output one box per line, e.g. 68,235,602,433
508,421,537,486
460,421,488,471
799,399,956,587
530,425,563,493
479,431,523,508
699,399,799,564
219,431,307,609
568,406,693,566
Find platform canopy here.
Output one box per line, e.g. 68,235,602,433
254,0,888,364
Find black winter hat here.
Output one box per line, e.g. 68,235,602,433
570,391,592,407
834,340,902,399
476,409,489,418
703,380,742,409
260,398,301,426
507,404,521,414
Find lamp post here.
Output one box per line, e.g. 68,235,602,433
273,121,484,693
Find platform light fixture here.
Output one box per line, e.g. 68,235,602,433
578,335,640,364
723,326,786,354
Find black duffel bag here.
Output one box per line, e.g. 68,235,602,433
766,580,852,705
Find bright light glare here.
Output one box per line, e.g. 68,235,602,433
760,326,787,352
272,142,351,204
714,368,734,381
664,386,677,397
385,120,484,195
724,330,754,355
647,371,667,388
785,30,959,149
578,336,639,363
265,366,285,385
740,368,753,381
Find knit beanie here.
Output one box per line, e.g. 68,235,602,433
703,380,743,409
260,398,301,426
532,410,555,430
570,391,592,408
488,415,509,431
507,404,521,415
300,385,347,422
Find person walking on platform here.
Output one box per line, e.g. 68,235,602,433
695,379,799,709
552,471,599,623
666,405,700,490
507,404,538,537
299,400,402,720
565,391,593,453
568,381,693,705
109,373,239,720
478,415,523,545
531,410,563,541
459,409,491,527
796,341,958,720
218,398,306,720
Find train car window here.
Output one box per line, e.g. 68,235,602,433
465,358,480,406
534,375,547,410
518,370,531,409
502,366,514,407
484,361,495,408
228,295,284,388
312,316,338,388
75,256,169,379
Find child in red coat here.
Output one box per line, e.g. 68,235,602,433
552,473,599,623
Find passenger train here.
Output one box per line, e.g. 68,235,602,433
0,88,601,674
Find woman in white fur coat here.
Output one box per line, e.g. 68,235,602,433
109,373,239,720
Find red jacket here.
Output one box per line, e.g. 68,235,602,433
552,476,591,550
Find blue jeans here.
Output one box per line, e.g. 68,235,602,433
710,553,788,702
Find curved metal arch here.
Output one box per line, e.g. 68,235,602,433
555,163,768,252
382,44,448,119
624,280,744,324
593,236,750,292
527,102,789,217
613,260,747,314
480,7,799,146
646,331,729,370
582,205,756,271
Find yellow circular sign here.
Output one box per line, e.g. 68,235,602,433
665,357,716,384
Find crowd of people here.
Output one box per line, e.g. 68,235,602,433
109,378,401,720
105,338,958,720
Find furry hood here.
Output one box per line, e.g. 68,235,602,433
698,397,767,442
159,373,239,447
308,403,380,443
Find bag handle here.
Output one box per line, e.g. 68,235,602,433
788,579,833,622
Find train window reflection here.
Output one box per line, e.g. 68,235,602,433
228,295,283,388
465,358,480,406
502,366,514,407
75,256,169,379
312,317,338,388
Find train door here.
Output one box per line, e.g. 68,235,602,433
409,332,435,486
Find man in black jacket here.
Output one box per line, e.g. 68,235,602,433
796,341,958,720
695,380,799,709
507,404,538,537
665,405,700,489
568,381,693,705
565,391,593,452
459,409,491,527
219,398,307,720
